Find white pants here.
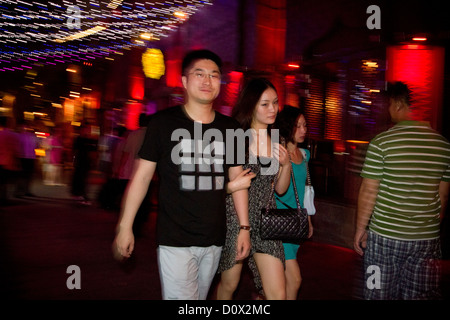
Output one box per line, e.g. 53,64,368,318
157,245,222,300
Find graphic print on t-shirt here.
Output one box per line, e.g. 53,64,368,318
176,137,225,191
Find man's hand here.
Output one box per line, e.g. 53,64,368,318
113,227,135,260
353,228,368,256
112,159,156,261
353,177,379,256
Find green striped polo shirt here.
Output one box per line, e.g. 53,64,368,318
361,120,450,240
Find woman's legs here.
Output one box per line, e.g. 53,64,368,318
216,261,243,300
285,259,302,300
254,252,286,300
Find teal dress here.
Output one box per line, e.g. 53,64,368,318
275,148,310,260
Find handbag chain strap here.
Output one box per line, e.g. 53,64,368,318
288,153,302,209
269,151,302,210
300,149,312,187
305,163,311,186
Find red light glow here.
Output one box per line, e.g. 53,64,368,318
386,45,445,130
224,71,243,107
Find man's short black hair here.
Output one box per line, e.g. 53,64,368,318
181,49,222,76
385,81,413,106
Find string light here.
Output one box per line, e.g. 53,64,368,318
0,0,214,71
54,26,107,43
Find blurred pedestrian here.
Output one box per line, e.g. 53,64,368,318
15,122,38,197
0,116,19,204
43,127,64,186
115,114,149,187
113,114,151,235
354,81,450,299
71,123,97,205
98,126,125,210
98,126,120,179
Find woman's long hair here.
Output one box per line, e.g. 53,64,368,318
231,77,277,131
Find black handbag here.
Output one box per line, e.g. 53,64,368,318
260,156,309,242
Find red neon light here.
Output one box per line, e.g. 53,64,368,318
165,59,182,88
127,70,144,130
386,45,445,130
129,73,144,100
288,63,300,68
285,75,295,84
412,37,427,41
125,101,142,130
224,71,243,107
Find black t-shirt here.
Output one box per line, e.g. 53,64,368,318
138,105,241,247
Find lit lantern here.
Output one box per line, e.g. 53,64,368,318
142,48,165,79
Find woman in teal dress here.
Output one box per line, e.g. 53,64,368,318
274,105,314,300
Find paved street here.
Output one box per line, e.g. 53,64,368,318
1,175,448,302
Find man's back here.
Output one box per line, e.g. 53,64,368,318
361,120,450,240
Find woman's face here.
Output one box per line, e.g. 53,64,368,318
292,114,307,143
252,87,279,129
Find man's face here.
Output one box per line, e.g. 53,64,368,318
182,59,221,105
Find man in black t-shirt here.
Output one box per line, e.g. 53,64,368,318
114,49,251,300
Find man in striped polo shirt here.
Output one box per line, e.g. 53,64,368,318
354,81,450,299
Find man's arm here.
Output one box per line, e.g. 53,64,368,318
114,158,156,259
353,177,380,256
229,165,251,261
439,180,450,222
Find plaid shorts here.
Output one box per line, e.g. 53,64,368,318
364,231,442,300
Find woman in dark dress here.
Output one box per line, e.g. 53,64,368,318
216,78,291,300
